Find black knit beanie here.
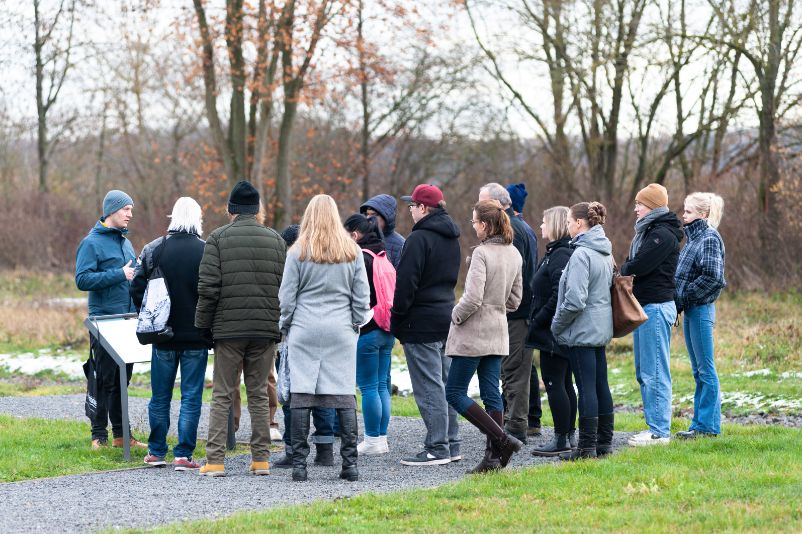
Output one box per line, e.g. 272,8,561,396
280,224,300,247
228,180,260,215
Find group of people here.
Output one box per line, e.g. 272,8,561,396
74,177,726,481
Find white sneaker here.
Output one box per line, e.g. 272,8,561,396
628,430,670,447
357,435,388,455
270,427,283,441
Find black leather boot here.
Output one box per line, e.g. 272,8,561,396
559,417,598,461
531,433,571,457
314,443,334,467
291,408,311,481
337,408,359,481
596,413,615,457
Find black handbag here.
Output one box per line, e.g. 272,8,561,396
83,344,99,419
136,236,174,345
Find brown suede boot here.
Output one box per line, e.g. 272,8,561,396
488,410,522,467
462,404,522,472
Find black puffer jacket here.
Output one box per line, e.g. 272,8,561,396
621,211,684,305
507,207,536,320
390,208,461,344
195,214,286,341
131,231,208,350
526,238,572,353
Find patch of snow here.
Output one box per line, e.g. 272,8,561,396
0,352,150,380
732,368,772,378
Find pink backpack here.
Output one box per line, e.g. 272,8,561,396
362,249,396,331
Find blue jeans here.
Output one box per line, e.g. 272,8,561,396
445,355,503,414
684,303,721,434
147,348,208,458
403,340,461,459
281,403,335,445
356,329,394,437
633,301,676,437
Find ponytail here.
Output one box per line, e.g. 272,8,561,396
685,192,724,229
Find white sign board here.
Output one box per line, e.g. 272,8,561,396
84,314,152,364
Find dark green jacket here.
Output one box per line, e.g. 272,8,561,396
194,214,286,341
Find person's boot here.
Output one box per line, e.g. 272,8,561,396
291,408,311,481
337,408,359,482
314,443,334,467
568,428,577,449
596,413,615,457
272,441,293,469
531,433,571,457
559,417,598,461
462,404,522,472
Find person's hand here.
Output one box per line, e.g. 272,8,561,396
122,260,135,281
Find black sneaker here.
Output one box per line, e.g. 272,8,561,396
400,451,451,466
675,430,717,440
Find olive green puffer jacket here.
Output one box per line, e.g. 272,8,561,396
195,214,286,341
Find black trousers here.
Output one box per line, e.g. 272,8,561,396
566,345,613,418
540,351,577,434
527,362,543,427
89,335,133,440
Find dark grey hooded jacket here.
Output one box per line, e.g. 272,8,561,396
360,194,405,268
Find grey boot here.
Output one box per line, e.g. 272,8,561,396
531,432,571,457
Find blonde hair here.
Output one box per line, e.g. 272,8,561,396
685,192,724,229
293,194,358,264
543,206,569,241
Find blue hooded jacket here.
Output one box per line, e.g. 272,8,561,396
75,221,137,316
360,194,405,268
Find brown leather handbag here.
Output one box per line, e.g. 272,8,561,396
610,261,648,338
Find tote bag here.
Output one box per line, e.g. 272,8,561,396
610,264,648,338
136,236,174,345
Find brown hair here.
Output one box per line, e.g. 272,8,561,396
570,201,607,227
474,199,513,244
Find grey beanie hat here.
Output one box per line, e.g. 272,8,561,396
103,190,134,218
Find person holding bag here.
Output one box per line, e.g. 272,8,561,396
528,206,578,457
674,192,726,439
620,184,683,447
344,214,396,456
551,202,614,460
444,200,523,473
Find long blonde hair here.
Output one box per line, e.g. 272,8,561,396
685,192,724,229
293,194,358,263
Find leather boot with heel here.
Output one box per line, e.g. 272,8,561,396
462,404,522,473
291,408,311,481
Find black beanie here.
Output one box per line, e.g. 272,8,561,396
228,180,260,215
280,224,300,247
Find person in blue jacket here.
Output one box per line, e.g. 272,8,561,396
360,194,406,268
75,190,145,450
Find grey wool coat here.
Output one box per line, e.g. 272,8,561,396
551,224,614,347
278,246,371,396
446,240,523,357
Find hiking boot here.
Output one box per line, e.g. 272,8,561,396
174,457,201,471
198,463,226,477
112,436,147,449
249,461,270,475
627,430,670,447
143,454,166,467
400,451,451,466
357,435,388,456
91,438,108,450
527,425,542,437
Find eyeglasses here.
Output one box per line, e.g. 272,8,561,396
469,219,480,224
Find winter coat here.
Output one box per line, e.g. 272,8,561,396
130,231,208,350
361,194,406,268
674,218,726,312
278,247,370,395
195,214,286,341
356,232,387,335
446,240,522,357
551,225,614,347
507,207,537,320
620,211,683,305
75,221,137,316
390,208,461,344
527,238,573,353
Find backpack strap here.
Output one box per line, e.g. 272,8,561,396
361,248,386,259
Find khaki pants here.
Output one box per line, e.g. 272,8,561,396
501,319,533,437
207,339,275,463
233,360,279,432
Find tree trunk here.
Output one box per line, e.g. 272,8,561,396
275,97,298,228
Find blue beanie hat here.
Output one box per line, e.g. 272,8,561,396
506,183,528,213
102,190,134,219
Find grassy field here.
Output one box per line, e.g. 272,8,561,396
140,424,802,533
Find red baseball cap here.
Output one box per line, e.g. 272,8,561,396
401,184,444,208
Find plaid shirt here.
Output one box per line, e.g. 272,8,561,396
674,218,726,311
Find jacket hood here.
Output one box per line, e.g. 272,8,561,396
360,194,398,234
413,208,460,239
651,211,684,241
572,224,611,255
92,220,128,237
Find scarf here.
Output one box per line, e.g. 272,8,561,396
629,206,669,258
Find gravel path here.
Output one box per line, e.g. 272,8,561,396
0,395,635,533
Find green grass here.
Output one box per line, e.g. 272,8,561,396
144,424,802,533
0,415,253,482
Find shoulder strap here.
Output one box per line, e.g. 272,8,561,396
153,235,169,271
361,248,384,259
